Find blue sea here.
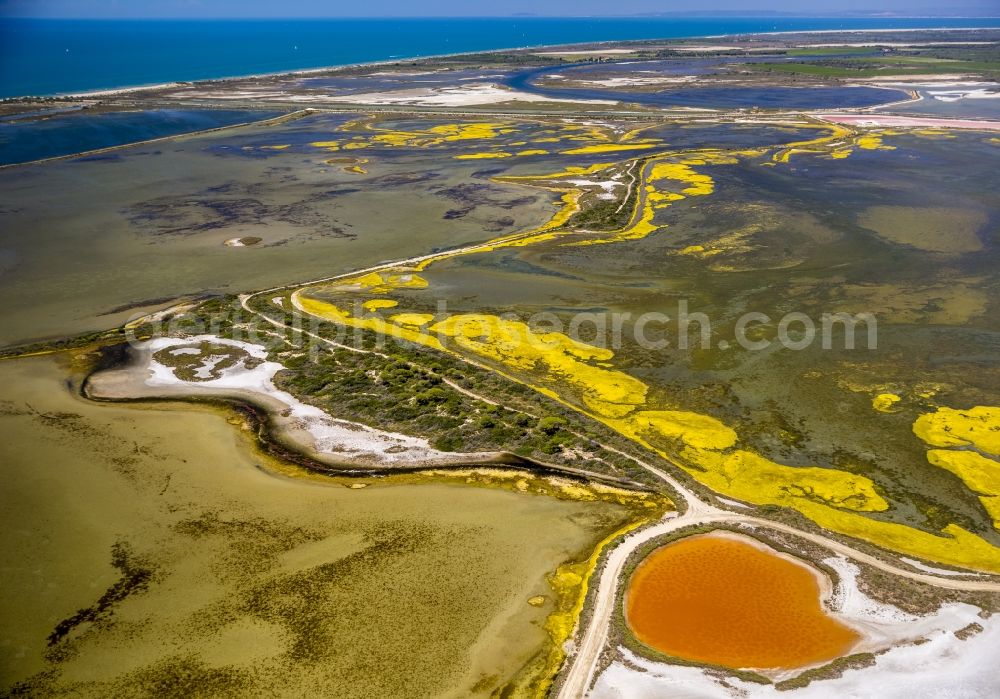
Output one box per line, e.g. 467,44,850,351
1,17,998,98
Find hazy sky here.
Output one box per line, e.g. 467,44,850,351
2,0,997,19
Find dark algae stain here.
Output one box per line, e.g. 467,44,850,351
47,542,156,650
126,655,251,698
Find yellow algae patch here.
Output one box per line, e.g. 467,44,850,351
369,131,418,147
550,478,598,501
527,595,546,607
927,450,1000,526
296,296,447,351
502,192,581,247
411,191,583,271
563,163,615,175
562,143,660,155
350,304,894,519
517,149,549,156
362,299,398,312
568,154,721,247
650,161,715,196
796,501,1000,574
344,271,429,294
452,319,601,361
772,122,854,163
454,151,514,160
497,162,616,183
351,121,519,150
297,295,351,322
914,129,956,138
858,206,985,254
773,148,804,163
913,406,1000,455
428,122,516,141
928,450,1000,497
637,425,1000,573
323,156,369,174
298,296,650,422
429,314,648,419
389,313,435,327
674,218,772,261
260,144,290,151
675,448,889,513
310,140,340,150
873,393,902,413
678,244,706,255
634,410,738,451
855,133,896,151
530,515,657,697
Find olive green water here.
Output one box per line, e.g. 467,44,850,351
0,113,558,346
0,356,630,696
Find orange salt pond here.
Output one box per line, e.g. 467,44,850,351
625,532,860,670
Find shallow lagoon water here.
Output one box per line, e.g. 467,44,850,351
0,355,633,696
507,64,906,109
0,112,559,345
879,85,1000,120
0,109,279,165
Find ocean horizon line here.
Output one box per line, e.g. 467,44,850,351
2,17,997,99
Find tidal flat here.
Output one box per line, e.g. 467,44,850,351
0,355,638,696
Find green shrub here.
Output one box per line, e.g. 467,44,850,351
537,416,568,435
414,388,449,406
432,433,464,452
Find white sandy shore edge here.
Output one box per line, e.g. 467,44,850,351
535,49,638,56
593,615,1000,699
896,86,1000,101
85,335,501,468
816,113,1000,129
592,543,1000,697
545,76,698,88
742,26,1000,38
313,83,617,107
48,26,1000,101
801,41,995,47
65,82,186,98
901,556,985,578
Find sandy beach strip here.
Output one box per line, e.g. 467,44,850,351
84,335,499,469
317,83,616,107
535,48,638,56
816,113,1000,130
